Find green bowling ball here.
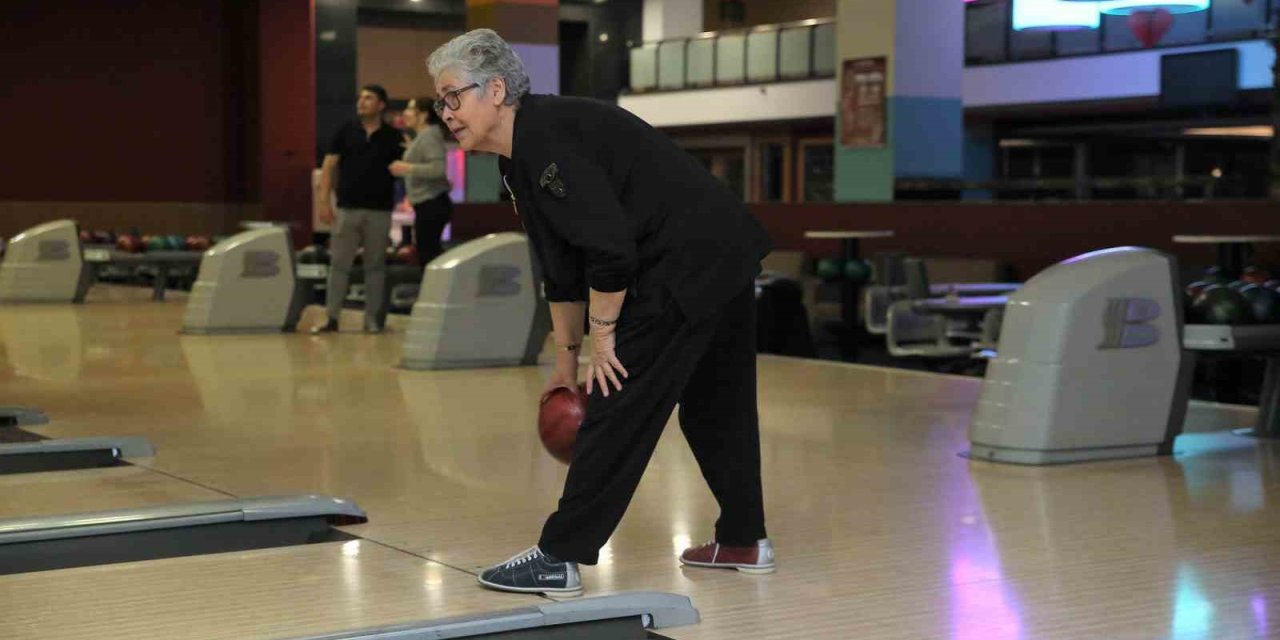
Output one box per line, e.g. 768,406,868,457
815,258,842,283
1190,284,1252,325
842,258,873,284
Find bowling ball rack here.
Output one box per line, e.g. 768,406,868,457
1183,324,1280,439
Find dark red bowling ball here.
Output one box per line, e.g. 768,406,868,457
394,244,419,265
538,384,587,465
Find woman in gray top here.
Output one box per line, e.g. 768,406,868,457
390,97,452,263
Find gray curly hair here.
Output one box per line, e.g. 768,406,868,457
427,29,530,106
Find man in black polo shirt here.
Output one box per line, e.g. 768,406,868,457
313,84,403,334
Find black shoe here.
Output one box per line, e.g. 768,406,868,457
363,319,385,334
310,318,339,334
477,546,582,596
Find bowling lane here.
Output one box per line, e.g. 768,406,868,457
357,359,1280,640
0,466,224,519
0,539,545,640
6,287,1280,640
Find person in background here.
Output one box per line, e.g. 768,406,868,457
313,84,401,334
391,97,452,265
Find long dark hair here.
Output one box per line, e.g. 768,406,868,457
417,97,446,129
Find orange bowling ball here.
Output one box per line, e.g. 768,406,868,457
1242,267,1272,285
116,234,143,253
538,384,587,465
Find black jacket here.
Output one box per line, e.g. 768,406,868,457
498,94,771,324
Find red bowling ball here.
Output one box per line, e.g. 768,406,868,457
538,384,587,465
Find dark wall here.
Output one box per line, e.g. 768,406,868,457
702,0,833,31
233,1,262,204
559,20,592,97
0,0,256,202
316,0,359,165
559,1,642,100
261,1,317,246
453,200,1280,281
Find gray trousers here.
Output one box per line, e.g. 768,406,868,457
326,207,392,324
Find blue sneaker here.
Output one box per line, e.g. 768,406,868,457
478,546,583,597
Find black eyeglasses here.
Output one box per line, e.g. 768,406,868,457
433,83,480,115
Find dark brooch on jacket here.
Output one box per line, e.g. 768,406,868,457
539,163,567,199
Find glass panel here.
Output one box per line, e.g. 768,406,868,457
1102,11,1207,51
779,26,812,79
747,30,778,82
687,38,715,86
1185,140,1267,197
1102,14,1141,51
1039,147,1075,177
801,144,834,202
1088,140,1177,199
629,45,657,92
964,2,1008,64
1009,30,1053,61
1004,147,1037,178
1160,9,1209,47
1036,147,1076,199
1212,0,1268,41
813,23,835,76
688,148,746,200
658,41,686,90
759,143,786,202
717,34,747,84
1055,28,1101,56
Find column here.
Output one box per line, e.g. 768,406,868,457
834,0,964,201
315,0,357,169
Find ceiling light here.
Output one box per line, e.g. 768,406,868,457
1182,126,1273,138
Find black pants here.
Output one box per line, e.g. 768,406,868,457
412,192,452,264
538,283,767,565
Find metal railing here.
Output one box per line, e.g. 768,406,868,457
627,17,836,94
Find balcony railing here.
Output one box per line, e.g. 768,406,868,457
629,6,1276,91
627,17,836,94
966,0,1275,65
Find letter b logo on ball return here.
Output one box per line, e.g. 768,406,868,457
241,251,281,278
37,240,71,262
477,265,521,297
1098,298,1160,349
